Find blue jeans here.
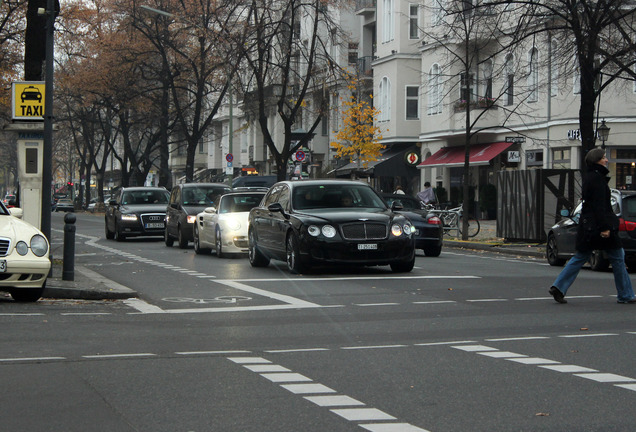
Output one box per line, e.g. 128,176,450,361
552,248,635,302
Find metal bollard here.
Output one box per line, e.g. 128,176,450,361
63,213,76,281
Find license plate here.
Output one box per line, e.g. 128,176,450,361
357,244,377,250
145,223,164,229
0,260,6,273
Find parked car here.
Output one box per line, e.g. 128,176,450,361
55,198,75,212
105,187,170,241
546,189,636,271
0,201,50,302
381,193,443,257
165,183,231,248
248,180,415,274
193,191,266,257
87,195,110,213
232,175,277,189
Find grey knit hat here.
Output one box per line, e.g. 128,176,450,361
585,147,606,165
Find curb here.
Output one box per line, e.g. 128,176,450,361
44,265,138,300
444,240,545,258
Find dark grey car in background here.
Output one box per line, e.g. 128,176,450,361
165,183,231,249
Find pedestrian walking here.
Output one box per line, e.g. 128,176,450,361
549,147,636,304
417,182,436,205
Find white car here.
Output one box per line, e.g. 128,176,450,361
0,201,50,302
193,191,265,257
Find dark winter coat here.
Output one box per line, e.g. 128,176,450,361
575,163,621,252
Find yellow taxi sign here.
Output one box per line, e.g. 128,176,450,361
12,81,45,120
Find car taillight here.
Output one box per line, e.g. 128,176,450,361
427,216,442,225
619,218,636,231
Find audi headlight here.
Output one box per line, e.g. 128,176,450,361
30,235,48,257
121,214,138,221
187,215,197,224
322,225,337,238
16,241,28,256
391,224,403,237
308,225,321,237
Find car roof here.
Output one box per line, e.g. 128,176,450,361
121,186,168,191
275,180,370,187
178,183,229,188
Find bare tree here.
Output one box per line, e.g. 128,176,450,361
239,0,345,181
421,0,538,238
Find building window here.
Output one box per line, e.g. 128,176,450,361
409,4,419,39
379,77,391,121
348,42,358,65
528,48,538,102
482,59,493,99
550,40,558,97
406,86,419,120
383,0,394,42
199,139,206,154
428,64,442,115
552,148,571,169
460,72,475,102
505,54,514,106
432,0,443,26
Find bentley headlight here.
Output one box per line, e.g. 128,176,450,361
16,241,28,256
322,225,337,238
307,225,321,237
30,235,48,257
403,223,413,236
121,214,138,221
391,224,403,237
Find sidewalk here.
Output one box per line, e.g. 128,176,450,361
443,219,546,258
44,261,138,300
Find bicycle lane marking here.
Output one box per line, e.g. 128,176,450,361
228,356,431,432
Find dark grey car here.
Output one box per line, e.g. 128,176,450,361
105,187,170,241
165,183,231,248
546,189,636,271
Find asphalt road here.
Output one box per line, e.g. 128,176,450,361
0,211,635,431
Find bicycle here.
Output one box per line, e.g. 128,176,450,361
430,203,480,238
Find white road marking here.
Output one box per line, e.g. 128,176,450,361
244,364,291,373
304,395,365,407
0,357,65,362
176,350,251,355
341,345,407,350
265,348,329,353
414,340,476,346
82,353,156,359
361,424,431,432
478,351,527,358
260,373,312,383
452,345,498,352
466,299,507,302
574,373,636,383
540,365,598,373
559,333,619,338
228,357,271,364
412,301,456,305
281,383,336,394
331,408,396,421
123,298,165,314
355,303,400,307
486,337,549,342
506,357,560,365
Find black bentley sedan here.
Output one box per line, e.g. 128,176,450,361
381,193,443,257
248,180,416,274
105,187,170,241
546,189,636,271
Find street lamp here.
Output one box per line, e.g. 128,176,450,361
597,119,610,149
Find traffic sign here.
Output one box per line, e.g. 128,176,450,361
505,136,526,144
226,153,233,162
12,81,45,120
295,150,306,162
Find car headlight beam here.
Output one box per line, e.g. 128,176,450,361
321,225,337,238
391,224,403,237
121,214,138,221
187,215,197,224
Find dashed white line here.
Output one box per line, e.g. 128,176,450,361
341,345,407,350
82,353,156,359
559,333,619,338
0,357,65,362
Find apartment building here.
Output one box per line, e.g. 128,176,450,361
367,0,636,204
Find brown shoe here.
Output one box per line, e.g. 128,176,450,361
549,286,567,304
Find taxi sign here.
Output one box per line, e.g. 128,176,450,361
12,82,45,120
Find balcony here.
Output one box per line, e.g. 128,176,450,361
356,0,376,16
357,56,375,78
452,98,500,130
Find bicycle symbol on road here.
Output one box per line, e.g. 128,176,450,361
162,296,252,304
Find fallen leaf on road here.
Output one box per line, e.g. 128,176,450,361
535,413,550,417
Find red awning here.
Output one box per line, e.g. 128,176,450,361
419,142,513,167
